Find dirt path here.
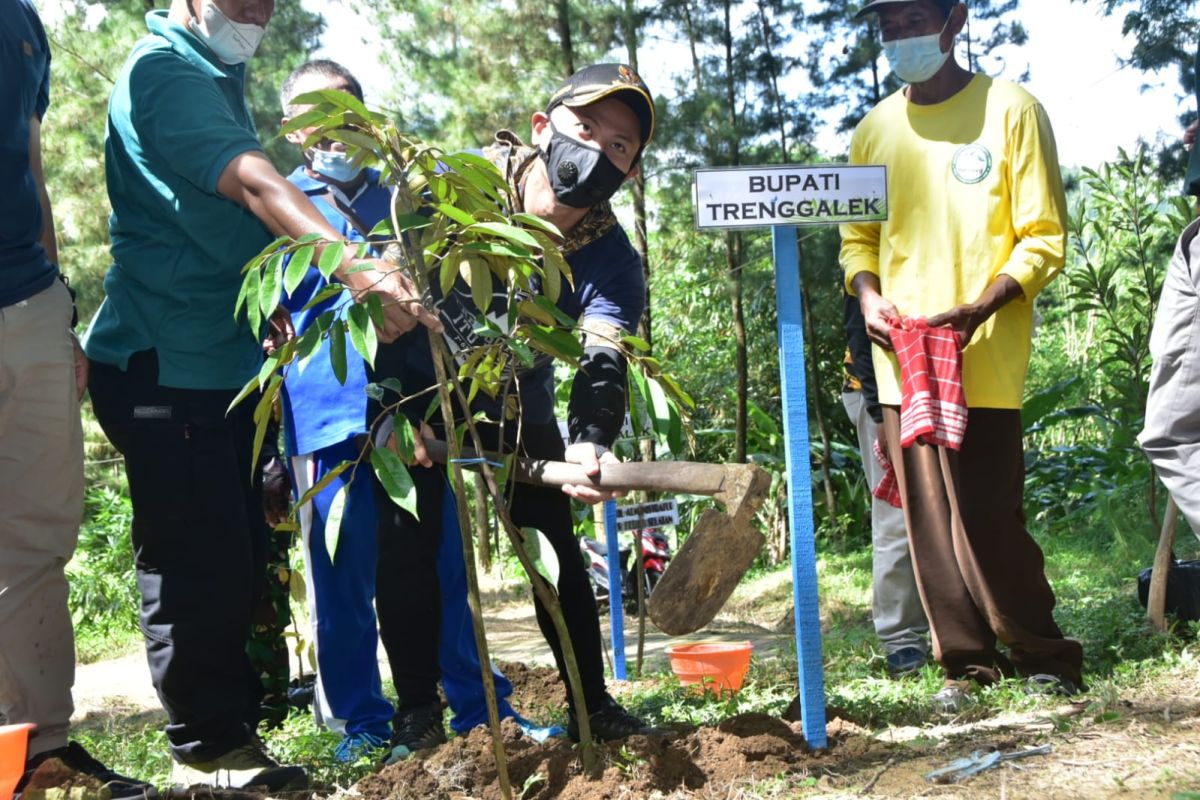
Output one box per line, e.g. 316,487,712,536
70,594,784,723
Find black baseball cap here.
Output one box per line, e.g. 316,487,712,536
545,63,656,147
855,0,957,18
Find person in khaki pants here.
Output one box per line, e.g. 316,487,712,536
1139,42,1200,544
0,0,153,793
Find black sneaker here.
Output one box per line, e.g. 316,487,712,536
567,695,659,742
18,741,158,799
885,646,928,677
170,734,307,792
383,702,447,765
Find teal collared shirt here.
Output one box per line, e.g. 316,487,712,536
84,11,269,389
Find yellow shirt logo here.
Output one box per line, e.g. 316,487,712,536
952,144,992,185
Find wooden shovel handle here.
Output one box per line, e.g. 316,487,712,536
421,437,732,496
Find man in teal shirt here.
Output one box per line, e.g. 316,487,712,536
84,0,440,790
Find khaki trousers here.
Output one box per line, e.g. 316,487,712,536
0,280,83,756
882,406,1083,686
842,391,929,654
1140,217,1200,543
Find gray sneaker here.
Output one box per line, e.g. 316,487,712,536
930,681,972,715
170,737,306,792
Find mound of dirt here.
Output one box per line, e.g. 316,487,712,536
355,713,855,800
494,660,566,717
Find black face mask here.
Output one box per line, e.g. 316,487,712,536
539,121,628,208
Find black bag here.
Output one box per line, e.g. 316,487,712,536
1137,560,1200,622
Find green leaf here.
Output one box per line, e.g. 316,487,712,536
252,235,291,264
370,447,419,519
469,256,492,314
522,527,560,588
227,373,262,416
390,416,416,462
526,325,583,361
329,320,348,385
279,107,330,136
365,292,386,331
259,251,284,317
463,241,533,259
295,460,351,511
284,244,315,297
326,128,381,155
295,232,324,245
436,203,478,226
317,240,346,279
470,221,540,250
646,376,673,438
534,296,575,327
300,283,344,312
511,212,564,239
324,484,348,565
245,264,262,336
623,335,651,353
441,250,462,296
347,303,378,368
518,299,555,325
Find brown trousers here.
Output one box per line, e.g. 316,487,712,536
882,406,1083,686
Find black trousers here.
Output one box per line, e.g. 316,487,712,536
375,420,607,714
89,351,266,762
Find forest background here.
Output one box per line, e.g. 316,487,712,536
36,0,1200,650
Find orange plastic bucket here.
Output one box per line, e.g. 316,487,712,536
666,641,753,696
0,723,35,800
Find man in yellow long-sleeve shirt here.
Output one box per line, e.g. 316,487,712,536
840,0,1083,714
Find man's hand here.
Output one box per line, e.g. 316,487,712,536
343,259,444,344
71,333,88,402
926,302,985,346
561,442,624,504
262,456,292,526
387,420,435,468
851,272,899,351
1185,119,1198,151
263,306,295,355
928,274,1023,346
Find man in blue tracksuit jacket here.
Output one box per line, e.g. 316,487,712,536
276,60,549,764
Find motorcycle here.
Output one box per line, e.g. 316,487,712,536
580,529,673,614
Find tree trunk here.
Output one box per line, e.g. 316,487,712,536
727,233,748,464
722,0,747,464
756,1,789,161
555,0,575,77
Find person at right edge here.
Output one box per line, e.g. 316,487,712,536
840,0,1084,715
370,64,659,762
1139,37,1200,546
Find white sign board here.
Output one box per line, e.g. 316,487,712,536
694,164,888,230
615,499,679,532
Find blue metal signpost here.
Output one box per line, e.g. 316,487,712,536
603,498,627,680
772,225,827,749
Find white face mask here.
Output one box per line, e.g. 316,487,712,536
189,2,266,65
308,147,363,184
883,17,951,84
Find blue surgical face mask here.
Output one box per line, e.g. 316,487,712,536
883,16,952,84
308,148,363,184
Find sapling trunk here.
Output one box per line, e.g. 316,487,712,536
426,340,513,800
432,342,599,772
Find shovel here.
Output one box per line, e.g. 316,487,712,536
421,437,772,635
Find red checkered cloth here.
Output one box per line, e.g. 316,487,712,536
872,316,968,508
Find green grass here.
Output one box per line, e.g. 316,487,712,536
64,492,1200,793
